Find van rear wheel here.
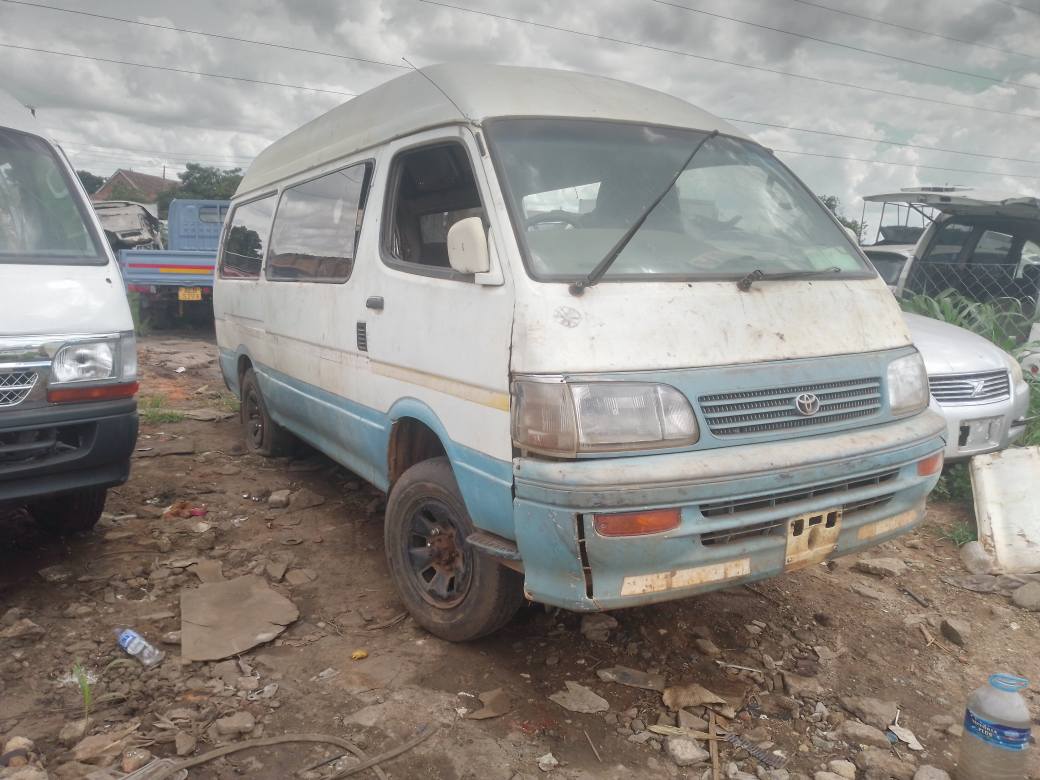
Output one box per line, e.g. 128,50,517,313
385,457,524,641
240,368,292,457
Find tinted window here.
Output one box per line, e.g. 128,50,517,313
972,230,1014,265
0,128,102,264
268,163,370,282
220,196,274,278
922,222,972,264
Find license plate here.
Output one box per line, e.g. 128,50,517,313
178,287,203,301
961,416,1002,448
784,508,842,571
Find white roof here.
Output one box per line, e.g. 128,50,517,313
238,63,747,196
0,88,41,136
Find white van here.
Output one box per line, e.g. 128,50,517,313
0,89,139,533
215,65,946,640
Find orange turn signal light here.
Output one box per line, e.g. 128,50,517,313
593,508,681,537
48,382,139,404
917,451,944,476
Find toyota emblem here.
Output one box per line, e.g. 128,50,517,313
794,392,821,416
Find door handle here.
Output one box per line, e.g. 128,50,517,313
366,296,384,311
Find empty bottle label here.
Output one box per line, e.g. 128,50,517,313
117,630,136,650
964,710,1031,751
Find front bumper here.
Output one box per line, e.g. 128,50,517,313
512,410,945,611
934,381,1030,462
0,398,138,505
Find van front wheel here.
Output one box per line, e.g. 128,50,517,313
385,457,524,641
240,368,292,457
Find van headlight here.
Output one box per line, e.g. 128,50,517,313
50,332,137,384
512,378,699,456
887,351,929,416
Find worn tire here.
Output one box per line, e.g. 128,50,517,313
29,487,107,535
385,457,524,641
240,368,292,457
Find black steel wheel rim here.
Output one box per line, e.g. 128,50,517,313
404,499,472,609
244,389,264,448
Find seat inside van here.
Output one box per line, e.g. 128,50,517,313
388,144,484,268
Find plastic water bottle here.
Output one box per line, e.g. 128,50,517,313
114,628,165,667
957,673,1032,779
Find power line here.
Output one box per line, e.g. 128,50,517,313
0,0,409,70
783,0,1039,62
417,0,1040,122
653,0,1040,93
724,118,1040,165
773,148,1040,180
0,42,356,96
54,138,255,163
992,0,1040,15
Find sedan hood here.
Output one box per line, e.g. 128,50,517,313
903,312,1010,375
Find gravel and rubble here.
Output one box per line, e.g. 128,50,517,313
1,335,1039,779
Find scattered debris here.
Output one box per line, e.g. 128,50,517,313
854,557,908,578
972,448,1040,575
351,649,369,661
549,681,609,713
536,752,559,772
959,541,996,575
180,575,299,661
580,613,618,642
1011,581,1040,611
268,489,291,509
940,618,971,647
662,682,726,711
596,665,666,691
183,408,235,421
466,688,511,720
665,735,709,767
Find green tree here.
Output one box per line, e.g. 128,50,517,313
818,194,866,242
76,170,104,194
157,163,242,218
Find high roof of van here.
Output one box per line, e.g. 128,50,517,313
237,63,747,196
0,88,41,136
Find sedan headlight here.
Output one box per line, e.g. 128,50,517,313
50,332,137,385
887,351,929,416
512,378,699,456
1006,352,1025,386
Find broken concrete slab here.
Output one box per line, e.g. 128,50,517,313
180,575,298,661
839,696,898,731
183,408,235,422
190,559,224,583
940,618,971,647
1012,581,1040,611
596,665,666,691
580,613,618,642
854,557,907,578
971,448,1040,575
959,542,996,575
289,488,325,510
548,681,609,713
465,688,511,720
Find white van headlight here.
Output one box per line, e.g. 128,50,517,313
50,332,137,384
887,352,929,416
512,378,699,456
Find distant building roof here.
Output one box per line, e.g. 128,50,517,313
91,169,179,204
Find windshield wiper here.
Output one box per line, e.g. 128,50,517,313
737,266,842,292
569,130,719,296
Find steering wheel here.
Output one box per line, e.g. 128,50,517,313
526,210,582,230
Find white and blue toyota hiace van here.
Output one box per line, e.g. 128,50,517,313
215,65,946,640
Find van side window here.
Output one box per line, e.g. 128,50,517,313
384,143,484,273
268,162,371,282
199,205,228,224
220,196,275,279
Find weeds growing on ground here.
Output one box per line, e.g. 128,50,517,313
139,394,185,425
932,463,973,504
940,521,978,547
72,663,92,721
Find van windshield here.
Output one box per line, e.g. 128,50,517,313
486,118,868,282
0,127,103,265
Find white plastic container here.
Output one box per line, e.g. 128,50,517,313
958,674,1032,780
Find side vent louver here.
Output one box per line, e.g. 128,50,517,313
356,322,368,352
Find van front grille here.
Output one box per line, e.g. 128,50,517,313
699,468,899,519
0,370,38,408
699,377,882,436
929,370,1010,404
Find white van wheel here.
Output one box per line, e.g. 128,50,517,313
385,457,523,642
240,368,292,457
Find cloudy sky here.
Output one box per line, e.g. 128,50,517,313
2,0,1038,236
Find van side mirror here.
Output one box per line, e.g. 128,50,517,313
447,217,490,275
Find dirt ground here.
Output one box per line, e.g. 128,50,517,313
1,334,1039,780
